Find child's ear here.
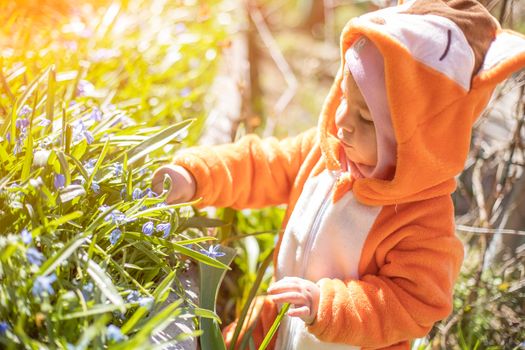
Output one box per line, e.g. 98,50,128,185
472,30,525,89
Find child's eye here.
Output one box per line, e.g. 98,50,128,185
359,114,374,124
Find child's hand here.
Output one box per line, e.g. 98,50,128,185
267,276,320,325
151,164,196,204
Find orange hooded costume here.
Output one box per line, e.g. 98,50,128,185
171,0,525,348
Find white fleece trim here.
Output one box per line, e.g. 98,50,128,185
478,31,525,74
355,5,475,91
275,170,381,349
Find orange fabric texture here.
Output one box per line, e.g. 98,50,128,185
170,0,525,348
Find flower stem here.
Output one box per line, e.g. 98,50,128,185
258,302,290,350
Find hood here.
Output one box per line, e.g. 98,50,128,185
318,0,525,206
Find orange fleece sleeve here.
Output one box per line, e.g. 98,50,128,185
307,228,464,348
172,128,317,209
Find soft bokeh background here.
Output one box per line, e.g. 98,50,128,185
1,0,524,349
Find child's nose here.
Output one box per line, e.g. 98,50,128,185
337,127,354,140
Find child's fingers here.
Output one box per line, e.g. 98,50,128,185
267,282,299,295
287,306,310,319
151,169,169,195
269,292,307,306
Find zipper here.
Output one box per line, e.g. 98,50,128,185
283,171,340,350
300,171,339,278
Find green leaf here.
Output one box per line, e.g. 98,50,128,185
229,250,274,350
152,270,177,301
46,65,56,127
38,235,86,277
124,232,230,270
56,150,71,186
258,303,290,350
64,152,90,183
199,245,236,350
114,299,184,349
88,137,110,187
86,257,126,312
20,99,35,181
58,185,86,203
126,199,201,219
124,119,193,165
58,303,123,320
16,66,51,118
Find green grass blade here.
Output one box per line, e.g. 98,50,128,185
257,303,290,350
86,258,126,312
59,303,123,320
16,66,51,117
126,199,201,219
88,137,110,187
45,65,56,129
123,231,230,270
125,119,193,165
56,150,71,186
38,235,86,276
229,250,274,350
121,271,177,335
116,299,184,349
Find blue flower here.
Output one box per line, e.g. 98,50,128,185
126,290,140,303
104,210,127,226
180,87,191,98
106,324,124,342
81,281,94,300
200,245,226,259
84,158,97,175
174,23,187,33
27,248,45,266
142,221,154,236
138,296,154,309
77,80,95,97
21,228,32,244
0,321,9,334
16,118,29,130
156,223,171,238
5,132,11,143
90,107,103,122
72,120,94,144
84,130,94,144
142,188,157,198
112,163,123,177
132,188,143,200
98,204,110,212
13,137,24,155
54,174,65,190
91,181,100,193
36,118,51,127
32,274,57,297
109,228,122,245
18,105,32,117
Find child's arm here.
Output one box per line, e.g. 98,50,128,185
305,205,464,347
154,127,317,209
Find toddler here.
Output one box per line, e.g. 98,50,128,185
152,0,525,348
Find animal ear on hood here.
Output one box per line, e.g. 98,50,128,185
472,30,525,89
394,0,525,87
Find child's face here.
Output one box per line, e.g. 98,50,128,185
335,68,377,167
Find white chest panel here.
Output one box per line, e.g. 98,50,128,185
275,170,381,350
